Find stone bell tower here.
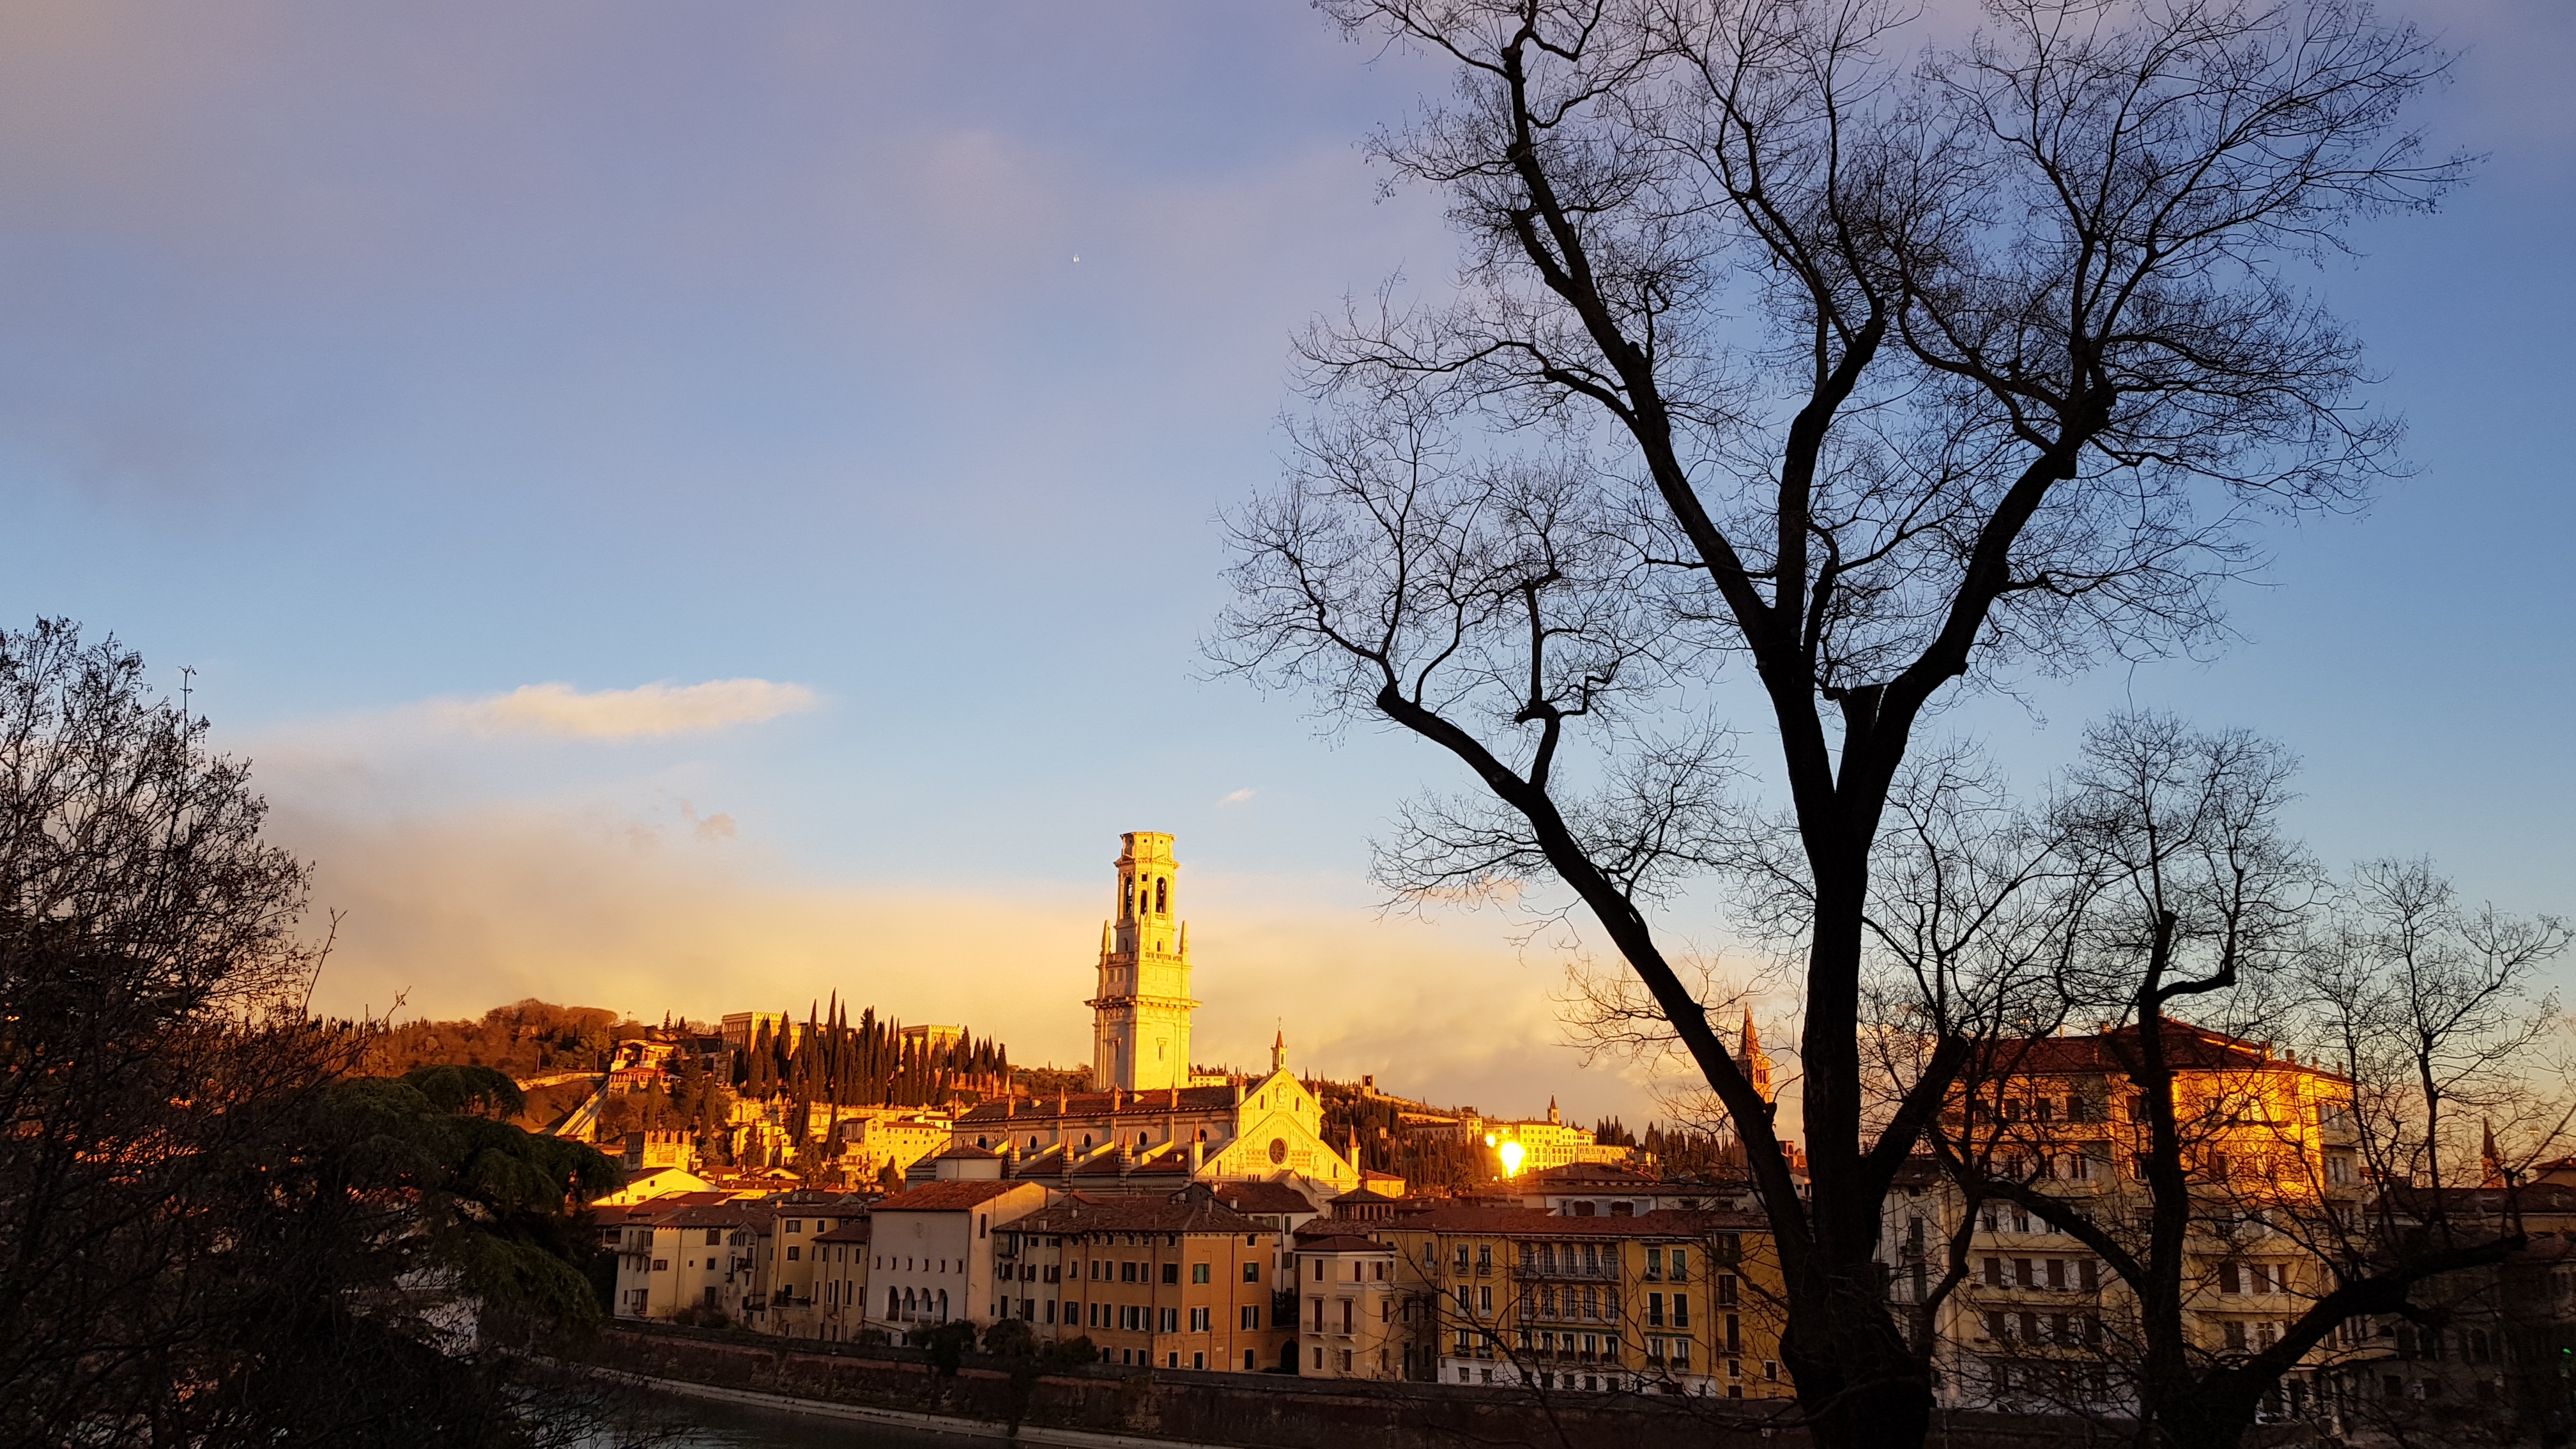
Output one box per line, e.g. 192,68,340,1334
1090,831,1198,1092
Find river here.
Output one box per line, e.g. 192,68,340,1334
601,1386,998,1449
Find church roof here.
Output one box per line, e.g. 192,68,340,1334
958,1084,1250,1124
1015,1191,1268,1238
873,1179,1034,1213
1524,1162,1662,1187
1200,1181,1321,1216
1298,1233,1393,1255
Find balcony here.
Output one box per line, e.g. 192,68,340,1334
1517,1261,1618,1282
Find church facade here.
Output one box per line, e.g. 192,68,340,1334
948,831,1358,1197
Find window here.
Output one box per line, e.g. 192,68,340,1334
785,1221,801,1234
2046,1259,2065,1291
1242,1305,1261,1330
1645,1248,1663,1281
1982,1257,2002,1287
1122,1262,1137,1284
1162,1262,1181,1285
1244,1261,1261,1283
1648,1293,1664,1326
1715,1275,1738,1307
1478,1286,1492,1314
1192,1263,1210,1284
1162,1307,1179,1332
652,1259,669,1272
1478,1245,1493,1273
2220,1262,2241,1295
1672,1294,1689,1328
2079,1259,2099,1292
707,1229,723,1246
1191,1307,1210,1331
2014,1258,2034,1288
1668,1249,1688,1283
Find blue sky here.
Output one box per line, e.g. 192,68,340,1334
0,1,2567,1127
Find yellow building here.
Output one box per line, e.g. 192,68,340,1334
756,1194,870,1338
1009,1190,1293,1372
1294,1232,1404,1379
1379,1205,1789,1399
809,1219,871,1342
1921,1021,2377,1420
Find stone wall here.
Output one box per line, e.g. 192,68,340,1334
586,1325,2313,1449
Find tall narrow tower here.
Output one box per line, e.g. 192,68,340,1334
1740,1007,1774,1102
1090,831,1199,1092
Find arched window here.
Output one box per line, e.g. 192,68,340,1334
1138,1131,1151,1148
1155,877,1168,914
889,1287,900,1318
938,1290,950,1321
1082,1134,1093,1149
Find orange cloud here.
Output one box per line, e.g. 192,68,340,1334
431,678,817,740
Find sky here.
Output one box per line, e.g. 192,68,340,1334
0,1,2568,1131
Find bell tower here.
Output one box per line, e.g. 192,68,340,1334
1090,831,1198,1092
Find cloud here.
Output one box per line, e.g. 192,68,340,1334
432,679,816,740
264,794,1662,1123
1216,787,1257,807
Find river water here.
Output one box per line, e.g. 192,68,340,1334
608,1386,995,1449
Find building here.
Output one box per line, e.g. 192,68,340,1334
610,1198,768,1324
1912,1021,2379,1423
1380,1204,1787,1399
1091,831,1198,1092
621,1130,697,1176
951,832,1358,1197
811,1218,873,1342
839,1111,957,1182
1508,1161,1755,1216
863,1178,1049,1334
1294,1231,1404,1379
900,1023,966,1054
1009,1190,1291,1372
954,1049,1356,1197
757,1192,871,1337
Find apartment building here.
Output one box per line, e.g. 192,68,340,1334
1293,1232,1403,1379
864,1178,1048,1333
610,1199,767,1322
758,1193,870,1337
1010,1190,1291,1372
1916,1021,2380,1421
809,1219,873,1342
1380,1204,1788,1399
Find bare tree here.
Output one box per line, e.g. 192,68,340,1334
0,620,629,1448
1215,2,2461,1442
1927,714,2564,1448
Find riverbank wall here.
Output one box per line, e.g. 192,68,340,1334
586,1323,2291,1449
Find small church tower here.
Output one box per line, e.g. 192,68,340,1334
1090,831,1199,1092
1740,1007,1774,1102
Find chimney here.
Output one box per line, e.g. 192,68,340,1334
1232,1077,1245,1106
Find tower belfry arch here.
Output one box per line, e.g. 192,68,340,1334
1089,831,1198,1092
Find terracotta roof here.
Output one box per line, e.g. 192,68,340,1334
1525,1162,1661,1186
873,1179,1038,1213
958,1085,1248,1124
1201,1181,1320,1216
934,1144,1003,1160
1299,1233,1394,1254
1390,1205,1761,1238
814,1220,873,1244
1970,1021,2350,1083
1013,1191,1269,1238
655,1201,768,1229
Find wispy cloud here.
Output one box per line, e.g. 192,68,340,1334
433,679,816,740
1216,787,1257,807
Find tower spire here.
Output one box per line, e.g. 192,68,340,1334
1740,1007,1774,1103
1271,1027,1286,1074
